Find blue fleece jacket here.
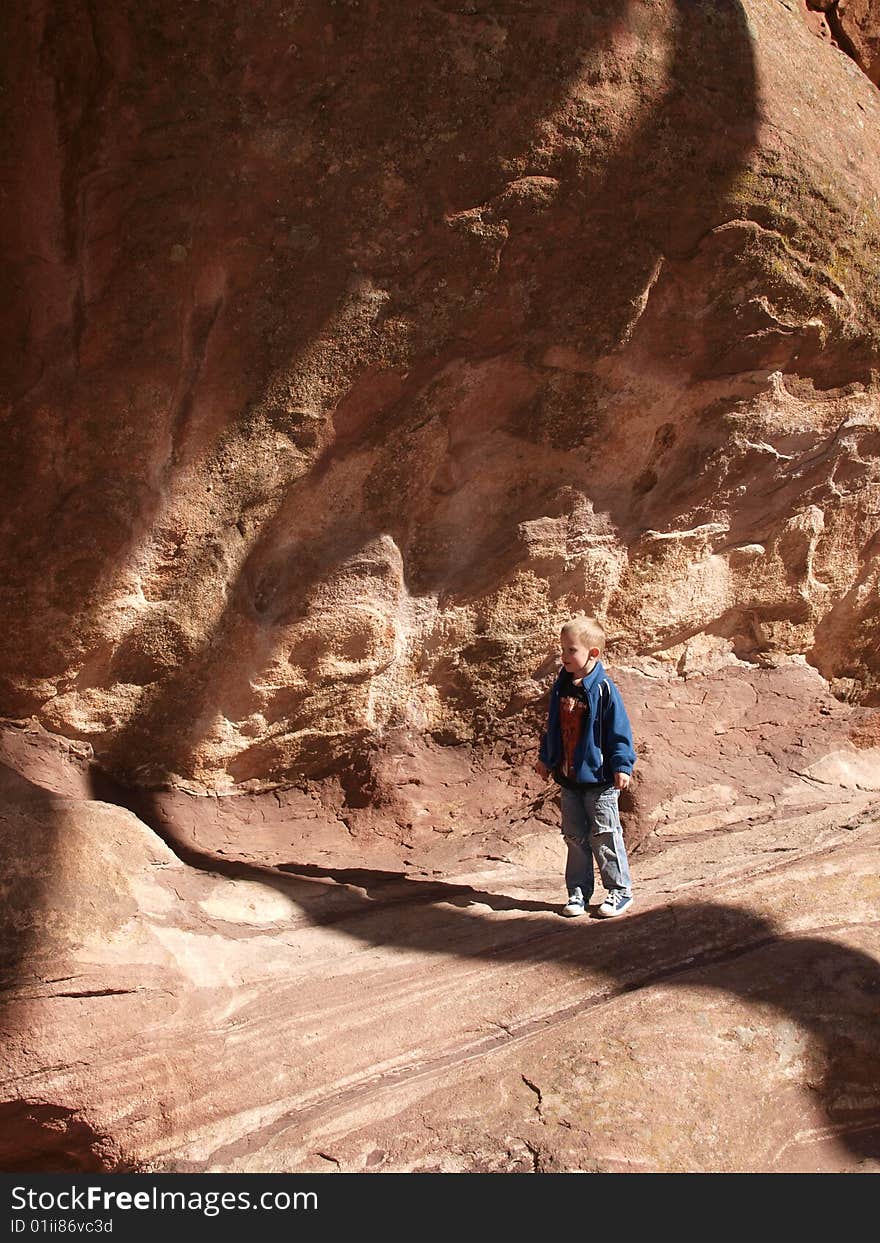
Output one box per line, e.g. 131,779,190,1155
538,659,637,785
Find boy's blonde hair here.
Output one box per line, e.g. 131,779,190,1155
561,615,606,653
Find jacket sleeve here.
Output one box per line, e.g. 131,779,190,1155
538,674,562,767
603,683,637,774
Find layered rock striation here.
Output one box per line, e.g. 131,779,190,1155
1,717,879,1173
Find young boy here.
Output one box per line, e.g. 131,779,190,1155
536,616,637,918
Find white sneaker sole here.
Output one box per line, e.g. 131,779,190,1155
562,904,586,918
597,899,633,918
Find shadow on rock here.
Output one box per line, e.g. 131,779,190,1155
37,767,874,1168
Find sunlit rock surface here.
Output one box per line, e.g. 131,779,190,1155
2,0,880,1173
2,0,880,790
803,0,880,86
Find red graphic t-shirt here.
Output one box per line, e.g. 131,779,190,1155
559,693,587,779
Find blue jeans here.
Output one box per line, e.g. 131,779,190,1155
560,785,632,901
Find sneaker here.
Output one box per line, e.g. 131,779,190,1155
562,890,586,917
597,891,633,918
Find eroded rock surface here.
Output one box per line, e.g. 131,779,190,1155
805,0,880,85
2,0,880,791
2,0,880,1176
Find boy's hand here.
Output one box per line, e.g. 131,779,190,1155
613,771,631,791
535,760,550,780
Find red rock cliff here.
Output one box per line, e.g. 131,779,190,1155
1,0,879,796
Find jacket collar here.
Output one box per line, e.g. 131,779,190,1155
563,659,606,692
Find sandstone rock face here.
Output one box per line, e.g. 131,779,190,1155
2,0,880,792
806,1,880,85
3,0,880,1175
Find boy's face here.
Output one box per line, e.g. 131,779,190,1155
560,631,599,677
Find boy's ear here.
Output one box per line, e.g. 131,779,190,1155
589,647,600,657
